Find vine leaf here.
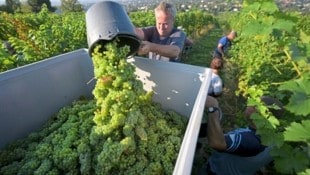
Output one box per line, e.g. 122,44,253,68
273,19,295,33
260,1,279,13
242,21,272,37
275,149,309,173
278,74,310,116
297,169,310,175
284,120,310,142
272,144,309,174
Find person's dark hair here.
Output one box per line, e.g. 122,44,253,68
260,96,284,118
210,57,223,70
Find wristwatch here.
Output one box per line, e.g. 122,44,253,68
208,107,222,120
208,107,219,113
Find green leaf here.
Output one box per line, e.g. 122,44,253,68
300,31,310,43
3,59,13,65
273,19,295,33
243,1,278,13
272,144,309,174
284,120,310,142
279,74,310,116
257,129,284,147
242,21,273,37
297,169,310,175
260,1,279,13
271,144,295,174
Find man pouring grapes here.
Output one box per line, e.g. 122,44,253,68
135,1,186,62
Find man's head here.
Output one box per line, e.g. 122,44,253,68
210,57,224,70
227,31,237,41
154,1,176,37
244,96,284,119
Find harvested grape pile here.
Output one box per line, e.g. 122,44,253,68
0,42,188,175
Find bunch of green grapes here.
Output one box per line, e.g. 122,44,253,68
0,99,96,175
0,41,188,175
89,42,188,175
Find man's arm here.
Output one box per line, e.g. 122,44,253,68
205,96,227,151
217,36,228,58
217,43,224,57
135,28,145,40
138,40,181,58
136,27,186,60
206,96,267,156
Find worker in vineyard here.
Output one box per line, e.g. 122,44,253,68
198,58,224,139
213,31,237,59
208,57,224,97
135,1,186,62
202,95,284,175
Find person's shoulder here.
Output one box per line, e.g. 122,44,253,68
170,28,186,37
142,26,156,31
211,74,223,90
217,36,227,45
211,72,219,78
226,127,253,135
142,26,157,39
219,36,228,41
175,27,186,33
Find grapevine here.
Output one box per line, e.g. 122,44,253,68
224,0,310,174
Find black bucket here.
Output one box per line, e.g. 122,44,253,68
86,1,140,57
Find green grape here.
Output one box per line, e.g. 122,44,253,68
34,159,52,175
33,143,52,160
18,158,40,174
0,161,21,175
135,126,148,141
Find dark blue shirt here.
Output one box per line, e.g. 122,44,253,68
224,127,266,157
142,26,186,62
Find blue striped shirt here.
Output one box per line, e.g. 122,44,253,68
224,127,266,157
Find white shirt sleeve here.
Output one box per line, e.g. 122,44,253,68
209,73,223,96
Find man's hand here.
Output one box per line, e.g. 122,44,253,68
138,40,181,59
137,41,151,55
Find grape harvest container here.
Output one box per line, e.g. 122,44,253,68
0,49,211,175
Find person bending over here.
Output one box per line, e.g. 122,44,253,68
203,95,284,175
213,31,237,59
